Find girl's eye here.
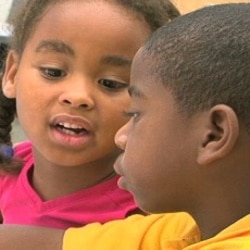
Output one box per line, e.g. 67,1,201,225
39,67,67,79
98,79,128,90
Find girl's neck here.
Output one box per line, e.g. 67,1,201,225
30,154,118,201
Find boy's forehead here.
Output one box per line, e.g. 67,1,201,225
132,48,151,76
130,51,164,99
131,53,151,85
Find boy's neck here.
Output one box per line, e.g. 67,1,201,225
192,185,250,239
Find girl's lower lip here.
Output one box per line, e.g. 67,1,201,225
50,126,92,147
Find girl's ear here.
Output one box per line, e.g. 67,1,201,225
2,50,19,98
197,104,239,165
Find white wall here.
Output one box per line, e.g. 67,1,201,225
0,0,13,23
0,0,13,39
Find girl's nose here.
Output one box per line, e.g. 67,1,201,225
115,122,129,150
59,80,95,109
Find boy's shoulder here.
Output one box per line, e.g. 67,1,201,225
186,215,250,249
64,213,200,250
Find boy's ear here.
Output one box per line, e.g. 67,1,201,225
2,50,19,98
197,104,239,165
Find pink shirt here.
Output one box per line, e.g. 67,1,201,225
0,141,138,229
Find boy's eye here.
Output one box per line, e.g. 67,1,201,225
98,79,128,90
123,110,140,121
40,67,67,79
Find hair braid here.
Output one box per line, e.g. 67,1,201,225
0,76,22,173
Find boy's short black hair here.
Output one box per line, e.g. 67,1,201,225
141,3,250,132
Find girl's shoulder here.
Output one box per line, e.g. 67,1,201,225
14,140,33,159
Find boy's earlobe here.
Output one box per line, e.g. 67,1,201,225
197,105,239,165
2,50,19,98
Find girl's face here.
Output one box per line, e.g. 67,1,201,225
3,1,151,167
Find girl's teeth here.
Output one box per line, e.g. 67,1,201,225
56,123,87,135
61,127,79,135
58,122,83,129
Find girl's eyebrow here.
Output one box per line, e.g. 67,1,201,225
35,39,131,67
35,40,75,56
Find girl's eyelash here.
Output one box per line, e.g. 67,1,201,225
39,67,67,79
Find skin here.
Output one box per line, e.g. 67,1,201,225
1,4,250,249
114,50,203,213
1,5,250,248
0,42,249,250
114,48,250,239
2,1,151,201
0,226,64,250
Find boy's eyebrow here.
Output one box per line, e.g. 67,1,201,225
128,85,146,99
35,40,74,56
100,55,132,67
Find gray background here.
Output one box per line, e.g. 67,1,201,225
12,119,27,143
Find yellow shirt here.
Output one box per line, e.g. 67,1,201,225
63,213,200,250
63,214,250,250
185,215,250,250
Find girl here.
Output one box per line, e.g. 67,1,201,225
0,0,180,229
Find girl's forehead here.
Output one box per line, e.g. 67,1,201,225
20,1,151,67
30,1,151,43
38,1,149,27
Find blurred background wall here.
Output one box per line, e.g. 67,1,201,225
173,0,250,14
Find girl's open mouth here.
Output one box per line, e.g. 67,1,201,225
56,122,89,136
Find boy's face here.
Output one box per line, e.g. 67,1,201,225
114,50,202,213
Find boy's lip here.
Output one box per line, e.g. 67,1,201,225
50,114,93,132
113,154,124,176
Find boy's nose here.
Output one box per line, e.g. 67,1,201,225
115,123,129,150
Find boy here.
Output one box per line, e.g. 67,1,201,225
114,2,250,247
0,3,250,249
